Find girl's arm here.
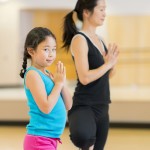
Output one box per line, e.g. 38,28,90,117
71,35,118,85
26,62,65,114
49,67,72,111
61,84,72,110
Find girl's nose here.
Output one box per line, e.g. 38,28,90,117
48,53,53,57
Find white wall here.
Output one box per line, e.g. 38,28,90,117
17,0,150,15
0,0,150,86
0,1,20,86
107,0,150,15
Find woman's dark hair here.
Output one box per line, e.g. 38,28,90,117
20,27,56,78
62,0,98,51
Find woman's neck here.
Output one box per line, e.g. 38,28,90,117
81,25,97,37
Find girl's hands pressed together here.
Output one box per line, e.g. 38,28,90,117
49,61,72,110
53,61,66,87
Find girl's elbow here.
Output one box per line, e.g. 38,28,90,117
66,101,72,110
40,105,52,114
66,104,72,111
42,109,50,114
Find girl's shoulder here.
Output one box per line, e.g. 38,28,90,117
24,66,40,77
24,66,47,84
24,67,42,89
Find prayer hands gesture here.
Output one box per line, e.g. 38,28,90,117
104,43,119,69
49,61,66,87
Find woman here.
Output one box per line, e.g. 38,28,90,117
62,0,119,150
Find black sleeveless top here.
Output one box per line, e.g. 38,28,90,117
72,32,111,106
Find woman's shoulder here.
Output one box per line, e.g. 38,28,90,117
72,32,87,41
71,32,88,47
70,33,88,56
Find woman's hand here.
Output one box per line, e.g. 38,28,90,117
104,43,119,69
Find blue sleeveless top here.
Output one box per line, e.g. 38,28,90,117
24,66,67,138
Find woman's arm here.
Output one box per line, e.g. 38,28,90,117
71,35,118,85
109,67,116,78
100,38,118,78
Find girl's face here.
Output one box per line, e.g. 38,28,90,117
31,36,56,68
87,0,106,26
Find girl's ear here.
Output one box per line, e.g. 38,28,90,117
27,48,34,56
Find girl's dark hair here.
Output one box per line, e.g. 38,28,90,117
62,0,98,51
20,27,56,78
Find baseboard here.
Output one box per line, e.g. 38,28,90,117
110,122,150,128
0,121,150,129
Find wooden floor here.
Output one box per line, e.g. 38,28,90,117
0,126,150,150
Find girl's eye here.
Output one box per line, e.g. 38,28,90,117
52,48,56,52
44,48,56,53
44,48,49,52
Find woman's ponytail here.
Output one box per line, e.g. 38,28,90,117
62,10,78,51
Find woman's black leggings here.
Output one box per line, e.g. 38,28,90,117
68,105,109,150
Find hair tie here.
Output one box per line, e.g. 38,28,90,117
73,9,77,13
21,69,26,74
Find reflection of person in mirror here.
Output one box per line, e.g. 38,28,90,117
20,27,72,150
62,0,119,149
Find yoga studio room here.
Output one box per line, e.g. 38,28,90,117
0,0,150,150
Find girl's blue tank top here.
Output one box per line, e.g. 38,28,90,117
24,66,67,138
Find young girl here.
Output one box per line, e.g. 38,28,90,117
62,0,119,150
20,27,72,150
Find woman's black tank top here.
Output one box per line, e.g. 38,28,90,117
72,32,111,106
